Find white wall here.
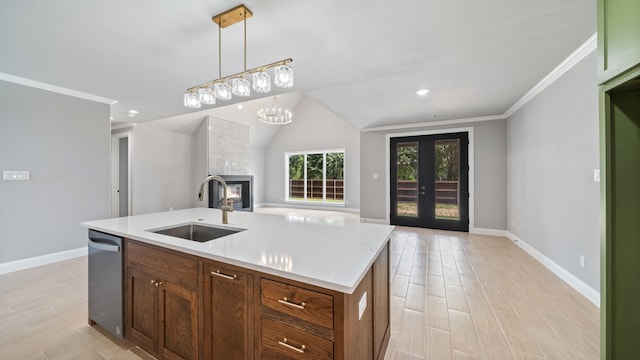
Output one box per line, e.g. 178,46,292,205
264,96,361,210
360,119,507,231
250,146,266,205
0,80,110,263
506,51,600,291
131,125,194,215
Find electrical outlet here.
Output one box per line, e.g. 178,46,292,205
3,170,30,180
358,291,367,320
580,255,586,268
511,219,515,227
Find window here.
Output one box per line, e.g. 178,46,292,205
286,150,345,204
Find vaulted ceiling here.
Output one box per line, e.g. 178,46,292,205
0,0,596,131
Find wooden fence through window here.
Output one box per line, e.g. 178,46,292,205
289,179,344,200
397,180,459,204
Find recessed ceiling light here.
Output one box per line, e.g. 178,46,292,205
110,117,114,121
416,89,430,96
127,110,139,117
237,104,243,110
431,113,450,118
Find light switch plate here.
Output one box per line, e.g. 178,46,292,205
3,170,30,180
593,169,600,182
358,291,367,320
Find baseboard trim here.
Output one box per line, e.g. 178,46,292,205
0,247,87,275
259,202,361,214
360,218,390,225
505,231,600,307
470,228,507,237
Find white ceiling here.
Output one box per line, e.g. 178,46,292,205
0,0,595,131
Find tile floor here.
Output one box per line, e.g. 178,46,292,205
0,209,600,359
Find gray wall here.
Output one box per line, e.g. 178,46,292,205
265,96,361,210
131,125,194,215
507,52,600,290
360,119,507,231
0,80,110,263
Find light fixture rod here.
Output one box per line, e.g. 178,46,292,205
218,17,222,78
243,11,247,72
186,58,293,92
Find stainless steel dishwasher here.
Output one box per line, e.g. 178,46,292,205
88,229,124,338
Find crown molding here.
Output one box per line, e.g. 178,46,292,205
503,33,597,118
362,32,598,132
361,114,505,132
0,72,117,105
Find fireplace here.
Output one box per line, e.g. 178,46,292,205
208,175,253,212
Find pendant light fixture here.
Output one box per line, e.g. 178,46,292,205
184,4,294,109
257,96,292,125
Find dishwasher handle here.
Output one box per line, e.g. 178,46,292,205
88,238,120,252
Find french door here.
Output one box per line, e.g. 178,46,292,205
390,132,469,231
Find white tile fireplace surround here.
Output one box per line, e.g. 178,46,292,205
207,116,249,175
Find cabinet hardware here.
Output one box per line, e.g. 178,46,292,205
278,297,306,310
278,338,306,354
211,270,237,280
150,279,157,285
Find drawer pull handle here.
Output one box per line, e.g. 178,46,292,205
278,338,306,354
278,297,305,310
211,270,237,280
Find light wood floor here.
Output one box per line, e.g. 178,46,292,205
0,227,599,359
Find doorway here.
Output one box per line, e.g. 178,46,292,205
111,132,131,217
390,132,469,231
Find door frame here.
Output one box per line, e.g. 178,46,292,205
111,131,132,217
385,127,475,231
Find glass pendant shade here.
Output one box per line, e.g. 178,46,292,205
214,82,232,100
184,92,201,108
274,64,294,88
198,87,216,105
252,71,271,93
232,77,251,97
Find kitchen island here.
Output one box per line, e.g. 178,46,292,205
83,207,394,360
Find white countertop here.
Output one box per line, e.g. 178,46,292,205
82,207,394,294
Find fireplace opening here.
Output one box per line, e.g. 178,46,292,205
208,175,253,212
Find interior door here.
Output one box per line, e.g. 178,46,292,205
390,133,469,231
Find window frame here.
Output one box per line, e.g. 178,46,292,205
284,149,345,206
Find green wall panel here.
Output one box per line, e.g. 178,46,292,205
598,0,640,83
607,85,640,359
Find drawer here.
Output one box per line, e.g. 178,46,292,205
261,279,333,329
261,318,333,360
127,240,198,285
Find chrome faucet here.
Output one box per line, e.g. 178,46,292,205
198,175,234,224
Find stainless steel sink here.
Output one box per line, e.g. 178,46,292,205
150,223,245,242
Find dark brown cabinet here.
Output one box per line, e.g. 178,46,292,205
203,261,254,360
126,240,199,360
123,239,390,360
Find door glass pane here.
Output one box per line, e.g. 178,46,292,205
326,152,344,203
396,142,418,217
288,154,304,201
435,139,460,220
306,153,324,201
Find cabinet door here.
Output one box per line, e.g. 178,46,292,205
127,267,158,351
204,263,254,360
158,281,199,360
598,0,640,83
